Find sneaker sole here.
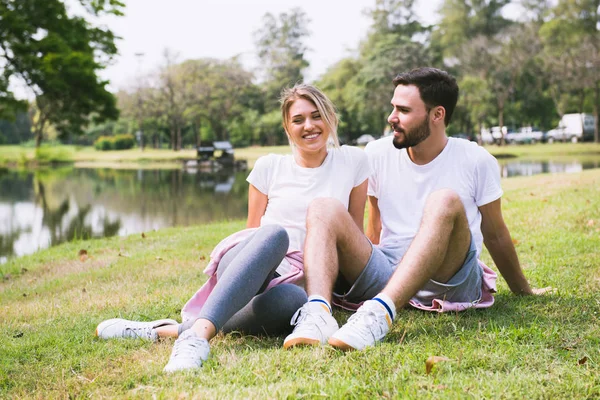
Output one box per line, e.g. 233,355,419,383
328,337,357,351
283,337,322,349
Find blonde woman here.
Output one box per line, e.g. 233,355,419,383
96,84,370,372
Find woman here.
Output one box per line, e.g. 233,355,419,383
96,84,370,372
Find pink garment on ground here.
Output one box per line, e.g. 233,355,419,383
180,228,304,322
333,261,497,313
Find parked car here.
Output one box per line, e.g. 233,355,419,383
481,126,508,144
355,134,377,145
543,127,566,143
506,127,543,144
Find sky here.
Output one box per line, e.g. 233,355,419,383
92,0,445,93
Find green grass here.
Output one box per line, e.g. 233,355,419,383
1,170,600,398
0,144,291,169
2,142,599,169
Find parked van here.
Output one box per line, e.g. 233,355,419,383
546,113,596,143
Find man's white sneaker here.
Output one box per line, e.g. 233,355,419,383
95,318,178,341
328,299,392,351
283,301,339,349
163,330,210,373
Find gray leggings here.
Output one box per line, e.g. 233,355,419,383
179,225,307,336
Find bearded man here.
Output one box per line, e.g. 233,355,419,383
283,67,550,351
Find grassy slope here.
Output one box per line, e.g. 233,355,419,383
1,171,599,398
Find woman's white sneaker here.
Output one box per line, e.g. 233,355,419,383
95,318,178,341
328,300,392,351
163,330,210,373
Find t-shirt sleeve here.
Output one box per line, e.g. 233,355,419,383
351,147,371,187
364,142,379,198
475,150,503,206
246,155,272,195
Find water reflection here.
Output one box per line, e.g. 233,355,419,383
0,167,249,263
498,159,600,178
1,157,599,264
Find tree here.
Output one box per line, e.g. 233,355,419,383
0,0,122,147
317,58,364,142
539,0,600,142
433,0,512,59
350,0,433,136
254,8,311,111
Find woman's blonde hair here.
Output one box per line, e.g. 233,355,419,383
280,84,340,147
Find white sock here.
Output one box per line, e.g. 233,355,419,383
373,293,396,321
308,295,332,314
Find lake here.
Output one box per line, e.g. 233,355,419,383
1,157,599,263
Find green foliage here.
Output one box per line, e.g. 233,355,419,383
94,134,135,151
254,8,311,111
0,0,123,147
0,112,32,144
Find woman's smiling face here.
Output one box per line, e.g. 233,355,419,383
286,98,330,155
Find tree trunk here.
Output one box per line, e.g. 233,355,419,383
194,118,201,148
498,106,505,146
595,80,599,143
35,130,43,148
176,124,182,151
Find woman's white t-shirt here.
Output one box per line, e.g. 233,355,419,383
247,145,370,255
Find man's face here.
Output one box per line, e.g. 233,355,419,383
387,85,431,150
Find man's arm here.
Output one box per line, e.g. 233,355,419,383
479,198,533,295
366,195,382,245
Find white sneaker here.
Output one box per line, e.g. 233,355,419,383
95,318,178,341
283,301,339,349
163,330,210,373
328,299,392,351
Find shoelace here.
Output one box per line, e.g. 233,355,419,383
124,326,154,339
290,304,310,326
171,336,207,359
345,309,387,340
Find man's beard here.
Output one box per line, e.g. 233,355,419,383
392,115,431,149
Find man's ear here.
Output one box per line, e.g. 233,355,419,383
432,106,446,124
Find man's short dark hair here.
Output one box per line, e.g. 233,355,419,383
392,67,459,126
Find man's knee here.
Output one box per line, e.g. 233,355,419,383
424,189,465,220
306,198,347,227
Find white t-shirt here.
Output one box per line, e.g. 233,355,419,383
365,136,503,264
247,145,370,255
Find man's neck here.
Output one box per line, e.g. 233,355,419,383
406,132,448,165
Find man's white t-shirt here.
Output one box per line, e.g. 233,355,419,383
365,136,503,265
247,145,370,255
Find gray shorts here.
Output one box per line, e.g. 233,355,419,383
333,238,483,308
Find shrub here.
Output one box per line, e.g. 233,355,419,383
113,134,135,150
94,134,135,151
94,136,113,151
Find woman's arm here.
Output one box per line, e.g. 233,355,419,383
366,195,381,244
348,179,368,232
247,184,268,228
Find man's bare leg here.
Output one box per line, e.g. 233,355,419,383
329,189,473,351
284,198,373,348
303,198,374,302
381,189,471,308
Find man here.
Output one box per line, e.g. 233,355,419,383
284,67,550,351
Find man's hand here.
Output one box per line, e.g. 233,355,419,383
530,286,556,295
